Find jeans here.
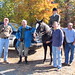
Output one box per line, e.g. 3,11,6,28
0,38,9,61
65,43,75,64
52,46,62,69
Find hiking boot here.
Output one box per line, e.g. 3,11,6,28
17,56,22,64
3,61,9,64
25,56,28,64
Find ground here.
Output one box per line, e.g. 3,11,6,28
0,47,75,75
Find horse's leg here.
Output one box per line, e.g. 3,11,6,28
43,43,47,63
63,41,65,55
49,44,52,65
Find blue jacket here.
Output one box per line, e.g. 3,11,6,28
16,25,35,48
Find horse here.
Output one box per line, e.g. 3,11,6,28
35,19,53,65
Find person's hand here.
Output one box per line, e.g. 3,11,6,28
73,42,75,46
58,46,62,50
18,39,20,41
46,41,50,44
1,28,4,32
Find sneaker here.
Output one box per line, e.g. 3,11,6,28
57,68,62,71
67,64,71,66
52,66,57,68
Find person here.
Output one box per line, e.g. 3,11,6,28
52,21,64,70
48,8,60,27
62,23,75,66
0,18,12,63
16,20,35,64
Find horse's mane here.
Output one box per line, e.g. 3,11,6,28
41,22,48,26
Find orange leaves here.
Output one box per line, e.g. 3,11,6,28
14,0,59,25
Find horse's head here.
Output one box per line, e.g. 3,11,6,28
34,19,52,43
35,19,43,34
35,18,52,37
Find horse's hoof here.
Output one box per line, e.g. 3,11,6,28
43,61,44,63
43,60,45,63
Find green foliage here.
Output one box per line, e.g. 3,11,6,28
55,0,75,27
0,0,14,22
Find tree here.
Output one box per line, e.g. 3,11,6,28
55,0,75,27
14,0,58,26
0,0,58,26
0,0,14,22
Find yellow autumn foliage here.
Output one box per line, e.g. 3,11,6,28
14,0,59,26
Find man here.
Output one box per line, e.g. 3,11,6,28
16,20,35,64
52,21,64,70
48,8,60,27
62,23,75,66
0,18,12,63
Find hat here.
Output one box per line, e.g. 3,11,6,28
53,8,57,11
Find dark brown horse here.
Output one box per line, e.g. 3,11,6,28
35,19,53,65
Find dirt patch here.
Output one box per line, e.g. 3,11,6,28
0,47,75,75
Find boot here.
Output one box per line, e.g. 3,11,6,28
17,55,22,64
25,56,28,64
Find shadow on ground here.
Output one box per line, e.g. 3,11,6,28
0,59,56,75
2,48,37,58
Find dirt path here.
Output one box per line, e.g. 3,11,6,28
0,47,75,75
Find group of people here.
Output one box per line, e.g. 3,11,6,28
0,18,35,64
0,8,75,71
51,21,75,70
48,8,75,70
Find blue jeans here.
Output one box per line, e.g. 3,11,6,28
65,43,75,64
0,38,9,61
52,46,62,69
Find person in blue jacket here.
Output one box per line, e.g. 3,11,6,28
16,20,35,64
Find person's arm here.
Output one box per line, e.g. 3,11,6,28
30,27,36,38
73,30,75,45
16,27,21,40
9,26,12,34
31,27,35,33
0,25,4,33
58,29,64,50
46,37,52,44
57,15,61,23
61,28,66,32
48,16,52,27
